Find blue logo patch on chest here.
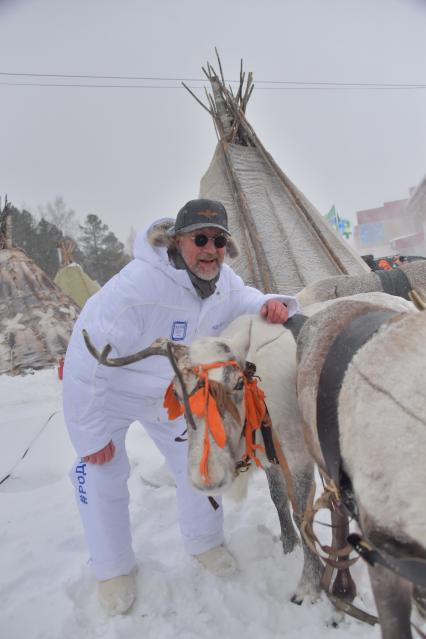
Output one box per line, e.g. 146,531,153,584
171,320,187,341
211,321,226,331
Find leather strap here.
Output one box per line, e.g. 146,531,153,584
284,313,308,340
208,496,220,510
375,267,412,299
348,533,426,588
317,309,400,487
260,422,279,464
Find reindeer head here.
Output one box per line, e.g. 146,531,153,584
83,330,264,495
183,337,249,493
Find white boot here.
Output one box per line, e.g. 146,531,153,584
98,572,136,616
140,462,176,488
195,545,237,577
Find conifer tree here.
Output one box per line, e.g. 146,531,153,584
79,214,129,285
10,207,37,255
33,217,63,278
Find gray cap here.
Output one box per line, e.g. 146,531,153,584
169,199,230,236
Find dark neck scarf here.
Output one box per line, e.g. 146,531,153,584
168,248,220,299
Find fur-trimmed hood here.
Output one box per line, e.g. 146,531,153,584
145,217,240,259
132,218,243,294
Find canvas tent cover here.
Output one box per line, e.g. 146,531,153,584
201,143,367,294
0,248,79,375
54,263,100,308
190,55,368,295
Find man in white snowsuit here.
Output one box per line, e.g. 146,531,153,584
63,199,298,615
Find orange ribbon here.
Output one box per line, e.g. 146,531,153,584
163,383,184,420
242,376,266,469
163,360,267,483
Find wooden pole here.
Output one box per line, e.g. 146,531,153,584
181,82,212,115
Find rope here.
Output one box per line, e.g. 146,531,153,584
0,410,61,486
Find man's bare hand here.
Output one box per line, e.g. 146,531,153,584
260,300,289,324
82,440,116,465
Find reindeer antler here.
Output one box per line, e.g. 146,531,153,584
82,330,170,366
82,329,197,430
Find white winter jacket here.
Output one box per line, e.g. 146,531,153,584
63,222,298,457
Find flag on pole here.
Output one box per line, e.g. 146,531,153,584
325,205,352,239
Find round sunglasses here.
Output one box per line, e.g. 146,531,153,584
191,233,228,249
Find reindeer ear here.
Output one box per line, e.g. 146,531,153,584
151,338,189,366
226,236,239,259
221,318,252,364
168,342,191,369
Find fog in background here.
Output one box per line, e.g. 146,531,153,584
1,0,425,244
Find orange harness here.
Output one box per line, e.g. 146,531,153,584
163,360,267,483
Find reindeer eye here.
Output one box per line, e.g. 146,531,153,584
233,378,244,391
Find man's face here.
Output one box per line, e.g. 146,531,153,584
175,227,226,280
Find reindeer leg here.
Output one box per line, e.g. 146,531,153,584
291,467,324,604
413,584,426,619
368,563,413,639
264,464,298,554
330,505,357,602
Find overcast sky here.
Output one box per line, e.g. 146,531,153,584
1,0,426,244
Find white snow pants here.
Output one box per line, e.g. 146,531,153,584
69,414,224,581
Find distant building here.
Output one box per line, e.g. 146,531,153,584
353,185,426,258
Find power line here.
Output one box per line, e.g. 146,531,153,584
0,71,425,89
1,81,426,91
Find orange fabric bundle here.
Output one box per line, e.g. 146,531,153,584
163,359,267,484
190,364,232,482
163,382,184,420
243,377,266,468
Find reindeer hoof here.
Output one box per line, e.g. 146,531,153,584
326,609,344,629
414,585,426,618
290,593,303,605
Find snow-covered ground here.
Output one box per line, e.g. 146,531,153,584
1,369,423,639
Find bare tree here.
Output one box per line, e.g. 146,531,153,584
39,196,79,239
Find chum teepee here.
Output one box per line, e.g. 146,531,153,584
185,53,368,294
54,239,100,308
0,199,80,375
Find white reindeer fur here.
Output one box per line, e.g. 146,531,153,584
185,330,300,500
223,315,308,478
296,260,426,307
221,315,305,502
184,314,324,602
185,336,249,494
339,311,426,546
185,292,415,496
294,293,425,637
177,291,423,616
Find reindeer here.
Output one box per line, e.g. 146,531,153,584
83,291,424,636
83,314,324,604
296,259,426,307
295,294,426,639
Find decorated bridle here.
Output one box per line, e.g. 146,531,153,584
164,359,268,484
81,329,270,485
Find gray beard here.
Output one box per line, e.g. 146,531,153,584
168,248,220,299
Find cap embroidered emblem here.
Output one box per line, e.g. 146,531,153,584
198,210,219,218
